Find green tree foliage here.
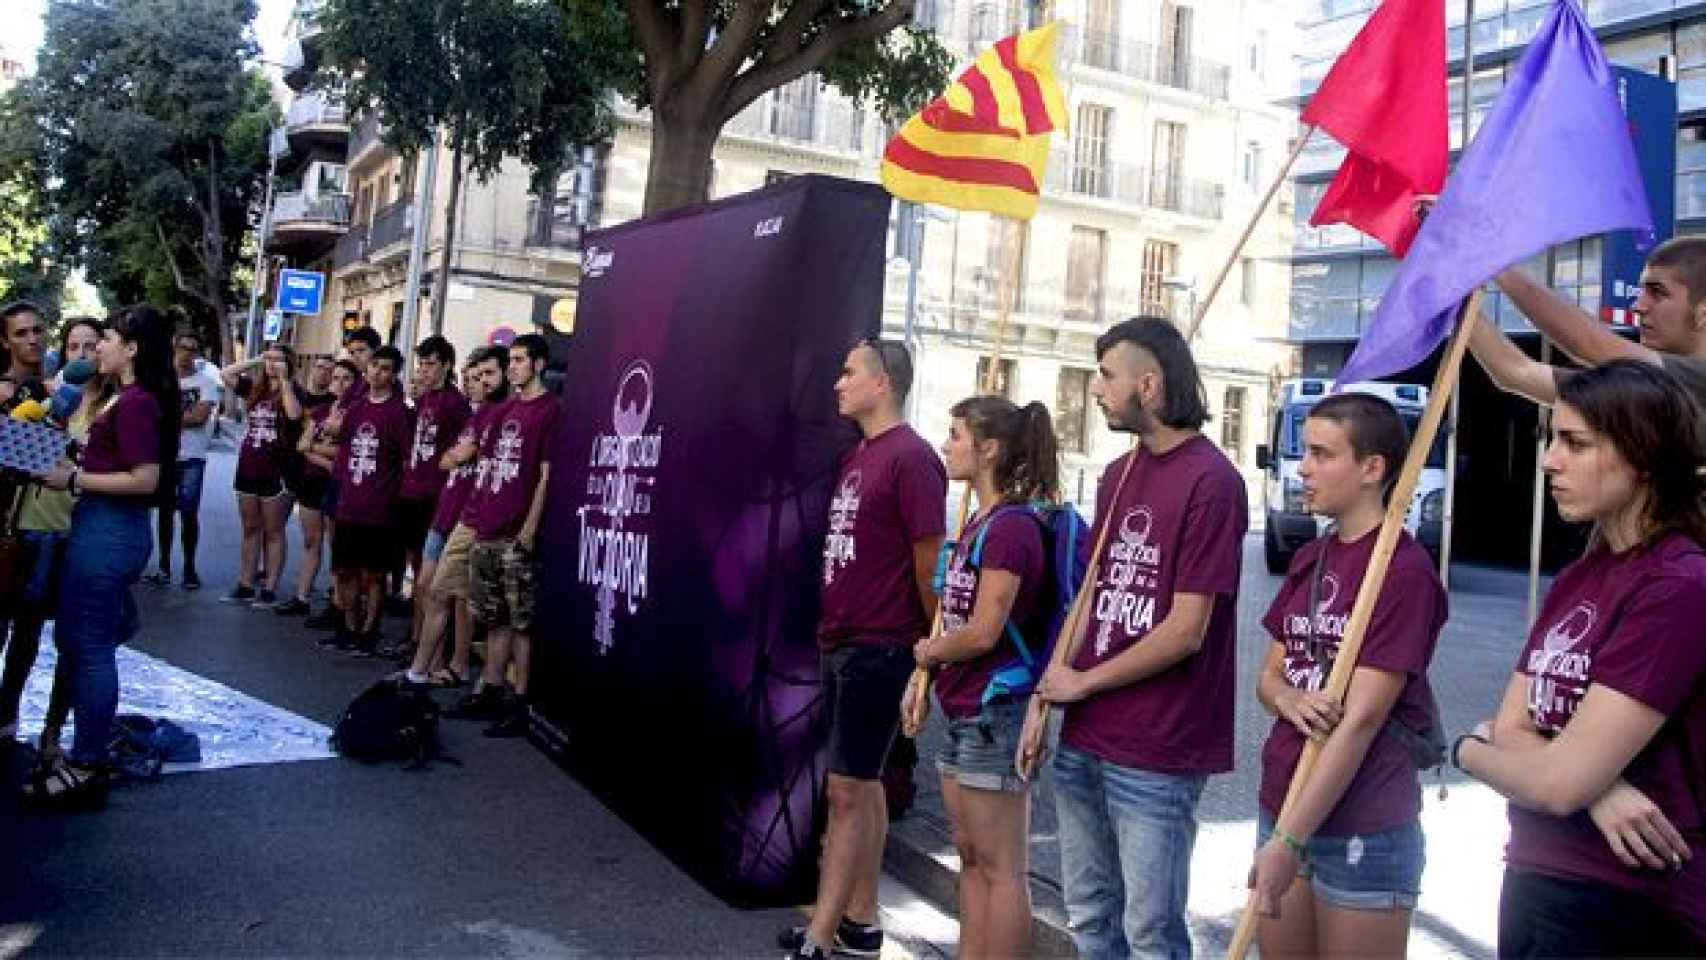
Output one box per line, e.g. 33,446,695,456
317,0,618,333
0,87,66,312
29,0,276,363
556,0,954,214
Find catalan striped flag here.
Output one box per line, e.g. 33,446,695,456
881,21,1069,221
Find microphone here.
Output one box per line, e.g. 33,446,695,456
49,359,94,425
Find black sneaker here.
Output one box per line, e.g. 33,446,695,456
482,699,528,738
305,605,344,630
778,920,883,958
785,942,831,960
252,589,278,610
221,585,257,604
273,597,311,617
182,570,202,591
446,686,505,721
346,631,382,659
142,569,171,587
316,628,354,652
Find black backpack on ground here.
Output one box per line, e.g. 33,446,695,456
331,678,450,770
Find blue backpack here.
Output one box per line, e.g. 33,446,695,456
937,501,1091,705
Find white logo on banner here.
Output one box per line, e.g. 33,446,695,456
584,246,615,279
577,360,664,655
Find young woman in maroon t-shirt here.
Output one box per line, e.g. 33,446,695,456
1247,392,1448,959
902,395,1058,960
219,345,304,607
1457,361,1706,955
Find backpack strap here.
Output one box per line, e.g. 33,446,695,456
972,504,1050,706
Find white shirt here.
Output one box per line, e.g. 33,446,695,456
177,359,223,461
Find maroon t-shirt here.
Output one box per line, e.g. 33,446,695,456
817,424,948,650
301,403,334,482
461,392,563,541
1061,436,1248,775
235,381,301,485
401,386,471,502
81,386,163,489
934,505,1047,720
1507,533,1706,940
431,404,494,534
1258,528,1447,836
332,391,412,526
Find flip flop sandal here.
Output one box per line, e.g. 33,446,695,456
22,758,108,809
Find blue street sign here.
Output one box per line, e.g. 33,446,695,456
276,269,325,315
1600,67,1677,329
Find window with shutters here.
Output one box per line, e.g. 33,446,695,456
976,357,1016,398
1241,257,1258,306
1140,240,1179,315
1222,386,1247,463
1151,121,1186,211
1073,104,1112,197
1065,226,1107,324
986,219,1030,310
1056,368,1092,454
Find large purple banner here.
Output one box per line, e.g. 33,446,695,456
530,176,891,907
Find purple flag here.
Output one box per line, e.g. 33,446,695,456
1336,0,1653,386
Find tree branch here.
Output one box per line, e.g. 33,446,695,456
624,0,679,101
153,218,217,308
759,0,835,72
674,0,713,72
725,0,915,120
699,0,774,94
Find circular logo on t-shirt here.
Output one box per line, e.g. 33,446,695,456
613,360,654,441
1119,505,1155,547
1317,571,1342,614
1542,601,1597,654
838,469,863,501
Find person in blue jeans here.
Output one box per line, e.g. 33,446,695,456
24,304,180,806
1033,318,1248,959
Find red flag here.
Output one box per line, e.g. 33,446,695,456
1303,0,1447,257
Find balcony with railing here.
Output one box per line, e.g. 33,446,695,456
266,190,350,258
1062,27,1231,101
284,91,348,158
679,95,870,156
347,113,385,171
1044,151,1224,220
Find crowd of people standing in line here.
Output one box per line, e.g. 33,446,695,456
0,306,567,807
0,237,1703,960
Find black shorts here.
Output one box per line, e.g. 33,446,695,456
1498,868,1703,957
822,644,914,780
394,496,436,556
290,471,332,513
234,474,286,499
330,520,401,574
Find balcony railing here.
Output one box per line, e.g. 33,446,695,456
270,190,350,228
1044,151,1224,220
332,223,367,268
716,97,869,154
368,197,414,251
348,113,383,164
285,91,346,131
1063,27,1231,101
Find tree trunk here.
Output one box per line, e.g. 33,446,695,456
428,124,467,338
205,138,234,365
642,107,722,216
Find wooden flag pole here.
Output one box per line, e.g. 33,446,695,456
1013,442,1138,780
1526,338,1553,627
1225,289,1484,959
903,217,1024,736
1184,125,1316,342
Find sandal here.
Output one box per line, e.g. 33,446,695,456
22,758,109,809
428,667,464,688
141,569,171,587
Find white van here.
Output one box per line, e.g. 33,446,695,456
1255,378,1446,574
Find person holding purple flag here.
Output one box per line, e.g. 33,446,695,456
321,345,412,657
398,335,469,657
1454,361,1706,954
782,339,945,960
1335,0,1653,389
1246,392,1448,958
1034,316,1247,960
448,334,560,738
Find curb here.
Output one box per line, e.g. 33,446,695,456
883,819,1077,958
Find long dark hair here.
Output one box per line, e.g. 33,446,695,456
949,395,1062,504
107,305,182,498
1556,360,1706,548
1094,316,1211,430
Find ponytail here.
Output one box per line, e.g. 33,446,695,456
949,395,1062,504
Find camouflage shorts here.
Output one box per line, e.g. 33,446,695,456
469,539,537,631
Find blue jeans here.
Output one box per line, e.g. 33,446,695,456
1052,746,1207,960
55,496,151,766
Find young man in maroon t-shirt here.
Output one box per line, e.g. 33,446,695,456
445,334,561,737
783,339,946,960
320,345,412,656
1034,317,1248,959
398,335,470,655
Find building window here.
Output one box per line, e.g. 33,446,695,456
1151,120,1186,210
1158,1,1195,88
987,219,1029,310
1056,368,1092,454
1073,104,1112,196
1243,141,1263,190
1066,226,1108,324
1241,258,1257,306
1141,240,1179,316
976,356,1016,398
768,77,818,141
1084,0,1120,70
1221,387,1246,462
